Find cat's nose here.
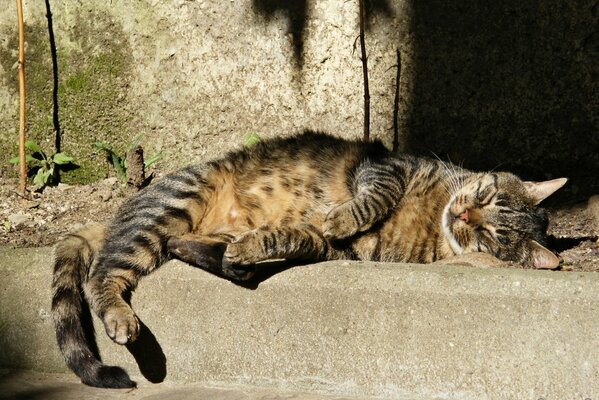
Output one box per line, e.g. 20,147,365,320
458,209,469,223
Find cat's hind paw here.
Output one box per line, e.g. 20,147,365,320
102,305,140,345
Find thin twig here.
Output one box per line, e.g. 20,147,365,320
392,49,402,153
358,0,370,142
16,0,26,194
11,189,30,200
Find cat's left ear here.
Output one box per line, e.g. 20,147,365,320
523,178,568,205
528,240,560,269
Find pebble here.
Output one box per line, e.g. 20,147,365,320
33,216,47,226
101,177,119,188
38,308,50,320
20,199,40,209
99,190,113,202
68,223,84,232
7,212,30,227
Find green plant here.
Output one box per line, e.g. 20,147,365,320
9,140,76,190
94,135,163,183
94,140,127,182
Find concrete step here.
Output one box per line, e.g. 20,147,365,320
0,369,358,400
1,246,598,399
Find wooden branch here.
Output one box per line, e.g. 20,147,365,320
16,0,26,194
392,49,402,153
358,0,370,142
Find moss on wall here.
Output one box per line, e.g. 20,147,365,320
0,9,134,184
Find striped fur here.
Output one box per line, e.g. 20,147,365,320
51,131,565,387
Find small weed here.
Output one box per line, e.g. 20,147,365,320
9,140,77,190
94,135,163,184
94,141,127,182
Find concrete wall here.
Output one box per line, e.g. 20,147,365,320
0,0,597,197
0,0,408,183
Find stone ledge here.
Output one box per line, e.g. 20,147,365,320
1,246,598,399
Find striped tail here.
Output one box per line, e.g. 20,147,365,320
51,223,136,388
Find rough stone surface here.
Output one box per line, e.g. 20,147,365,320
0,0,407,183
1,246,598,399
0,370,360,400
1,1,596,199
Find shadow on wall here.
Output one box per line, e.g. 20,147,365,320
251,0,395,69
251,0,308,68
404,0,599,202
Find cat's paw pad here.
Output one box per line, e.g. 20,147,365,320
323,204,359,240
102,305,140,345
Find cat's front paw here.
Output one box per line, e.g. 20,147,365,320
221,232,261,280
223,231,262,265
102,305,140,345
221,259,256,281
323,203,360,240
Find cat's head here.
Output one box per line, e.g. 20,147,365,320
441,173,567,268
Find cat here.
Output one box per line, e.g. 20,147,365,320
51,130,566,388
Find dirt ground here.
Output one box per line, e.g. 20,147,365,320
1,177,598,272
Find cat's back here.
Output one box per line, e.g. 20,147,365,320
226,130,388,171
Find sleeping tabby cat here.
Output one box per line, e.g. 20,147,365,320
52,131,566,388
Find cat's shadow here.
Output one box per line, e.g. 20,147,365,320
185,259,306,290
231,259,306,290
125,320,167,383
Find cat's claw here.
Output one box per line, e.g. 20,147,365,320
102,305,140,345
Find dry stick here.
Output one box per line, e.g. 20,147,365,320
392,49,402,153
358,0,370,142
16,0,26,194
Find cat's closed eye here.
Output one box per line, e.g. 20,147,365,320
494,194,509,207
478,226,494,241
477,185,496,205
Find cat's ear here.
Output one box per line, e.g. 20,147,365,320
523,178,568,205
528,240,560,269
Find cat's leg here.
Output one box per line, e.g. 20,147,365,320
167,233,234,275
222,224,351,278
324,160,404,240
85,166,208,345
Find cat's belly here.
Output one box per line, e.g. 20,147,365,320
193,156,353,238
195,187,335,238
